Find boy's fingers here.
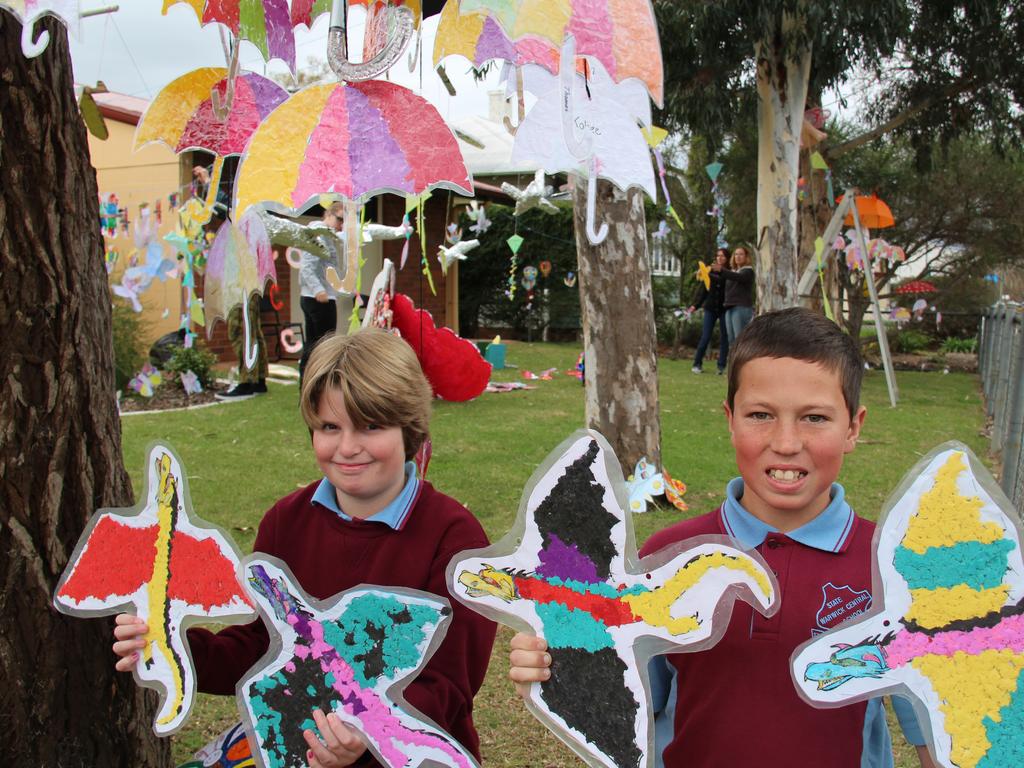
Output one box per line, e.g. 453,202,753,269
509,663,550,684
303,729,333,766
509,633,546,652
325,714,363,751
312,710,340,751
115,614,145,627
509,649,551,669
114,654,139,673
113,622,148,640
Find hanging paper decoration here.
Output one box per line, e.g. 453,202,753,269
433,0,663,106
233,81,472,218
53,445,255,734
449,432,777,768
705,161,727,247
239,557,479,768
392,293,491,402
564,271,576,288
100,193,120,238
438,238,479,273
521,265,538,291
511,44,656,245
467,201,491,235
500,170,561,217
362,259,396,330
506,233,524,300
696,260,711,290
539,260,552,278
810,151,835,207
793,445,1024,768
203,209,276,370
1,0,80,57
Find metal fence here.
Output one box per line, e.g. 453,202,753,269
979,302,1024,515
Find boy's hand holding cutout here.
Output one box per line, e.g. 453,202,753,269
508,632,550,696
304,709,366,767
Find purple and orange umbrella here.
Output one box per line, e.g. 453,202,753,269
233,78,473,217
135,67,288,215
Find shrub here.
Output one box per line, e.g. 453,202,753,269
165,344,218,389
111,304,145,391
890,329,932,354
941,336,978,354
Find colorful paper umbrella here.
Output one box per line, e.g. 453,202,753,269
164,0,295,71
135,67,288,157
432,1,560,72
511,47,654,244
233,79,473,217
894,280,937,295
292,0,425,30
1,0,80,56
436,0,663,106
841,193,895,229
136,67,287,230
204,208,276,369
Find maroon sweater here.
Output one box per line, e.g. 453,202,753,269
641,508,876,768
187,480,497,762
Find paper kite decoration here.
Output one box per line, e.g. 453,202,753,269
392,293,490,402
791,444,1024,768
238,556,479,768
232,80,472,218
53,444,255,735
448,431,778,768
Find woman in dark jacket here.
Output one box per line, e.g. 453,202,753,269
687,248,729,374
722,245,755,344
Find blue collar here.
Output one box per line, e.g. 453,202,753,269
720,478,855,553
312,461,420,530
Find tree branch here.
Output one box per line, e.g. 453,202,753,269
826,79,977,159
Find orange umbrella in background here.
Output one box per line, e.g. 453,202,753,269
841,193,895,229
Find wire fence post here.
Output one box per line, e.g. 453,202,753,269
979,302,1024,517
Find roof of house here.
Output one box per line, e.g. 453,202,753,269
452,114,538,178
91,91,149,126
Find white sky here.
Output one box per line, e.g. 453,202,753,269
69,1,501,120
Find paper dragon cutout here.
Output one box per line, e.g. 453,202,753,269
448,431,778,768
792,444,1024,768
53,444,254,735
177,721,253,768
238,556,479,768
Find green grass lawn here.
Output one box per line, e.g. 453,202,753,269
119,341,989,767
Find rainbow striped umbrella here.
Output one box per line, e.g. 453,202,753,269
163,0,295,71
291,0,425,30
435,0,663,105
135,67,288,157
233,80,473,216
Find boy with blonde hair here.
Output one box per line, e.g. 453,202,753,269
116,329,496,767
510,308,933,767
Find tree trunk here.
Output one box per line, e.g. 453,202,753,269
572,178,661,468
754,19,812,311
0,17,170,767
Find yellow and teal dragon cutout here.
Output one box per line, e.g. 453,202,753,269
792,444,1024,768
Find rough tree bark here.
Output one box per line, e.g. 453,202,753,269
754,16,812,312
0,17,170,767
572,178,661,468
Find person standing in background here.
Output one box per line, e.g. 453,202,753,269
298,202,345,380
687,248,730,375
723,245,756,345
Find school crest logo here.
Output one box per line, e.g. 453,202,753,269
812,582,872,635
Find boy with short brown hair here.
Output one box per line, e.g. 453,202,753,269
511,308,932,767
117,329,496,767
